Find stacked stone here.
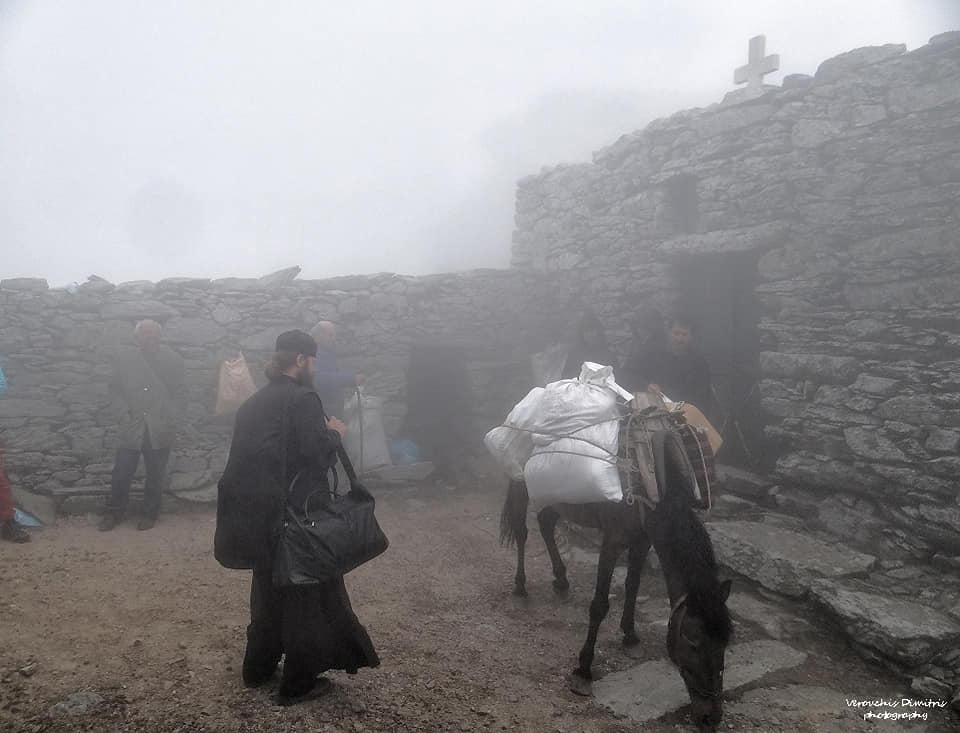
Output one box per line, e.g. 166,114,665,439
0,268,569,499
510,33,960,558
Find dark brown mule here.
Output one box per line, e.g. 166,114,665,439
500,474,732,732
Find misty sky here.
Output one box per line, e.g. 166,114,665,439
1,1,957,286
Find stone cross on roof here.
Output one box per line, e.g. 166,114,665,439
734,35,780,88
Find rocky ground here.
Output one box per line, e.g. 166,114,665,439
1,481,957,732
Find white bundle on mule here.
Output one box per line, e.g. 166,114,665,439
522,363,631,508
484,387,546,480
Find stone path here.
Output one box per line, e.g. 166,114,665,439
558,467,960,722
593,639,807,724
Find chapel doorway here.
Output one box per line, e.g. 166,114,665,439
669,252,767,470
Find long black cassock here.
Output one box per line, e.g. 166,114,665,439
215,374,379,694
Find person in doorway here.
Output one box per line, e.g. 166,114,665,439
560,309,619,379
623,306,666,393
403,340,473,488
635,311,714,416
99,320,185,532
309,321,365,420
215,330,379,705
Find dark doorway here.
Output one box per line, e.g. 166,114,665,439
669,252,767,470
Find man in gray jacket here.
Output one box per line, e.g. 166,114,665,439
99,320,185,531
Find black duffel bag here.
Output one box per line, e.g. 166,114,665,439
273,448,389,587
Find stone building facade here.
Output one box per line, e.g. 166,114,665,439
510,34,960,562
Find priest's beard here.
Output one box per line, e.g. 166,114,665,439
296,366,315,389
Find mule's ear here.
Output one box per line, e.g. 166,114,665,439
719,579,732,603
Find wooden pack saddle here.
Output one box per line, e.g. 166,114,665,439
618,392,716,510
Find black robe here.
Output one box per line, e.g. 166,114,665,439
215,375,379,689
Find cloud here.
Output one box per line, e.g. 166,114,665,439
0,1,954,285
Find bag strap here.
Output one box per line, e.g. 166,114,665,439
279,386,367,513
279,391,293,494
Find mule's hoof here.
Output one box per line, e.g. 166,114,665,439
569,672,592,697
552,578,569,594
622,639,645,659
512,586,528,598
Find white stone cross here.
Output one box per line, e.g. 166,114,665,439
734,35,780,88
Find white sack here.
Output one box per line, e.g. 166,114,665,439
484,387,545,479
342,391,392,473
524,438,623,508
523,363,630,507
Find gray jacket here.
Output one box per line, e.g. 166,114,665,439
109,344,186,450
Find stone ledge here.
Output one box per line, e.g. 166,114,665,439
707,519,876,597
810,580,960,668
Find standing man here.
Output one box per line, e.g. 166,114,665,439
215,330,379,705
99,320,185,532
309,321,365,420
635,312,714,417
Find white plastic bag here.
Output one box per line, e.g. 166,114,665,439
342,390,392,473
484,387,545,480
488,363,632,506
524,438,623,508
523,363,630,507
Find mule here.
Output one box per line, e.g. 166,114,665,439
500,475,732,732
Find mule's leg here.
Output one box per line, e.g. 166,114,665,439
537,507,569,593
570,540,621,696
501,480,530,597
514,518,529,597
620,538,651,649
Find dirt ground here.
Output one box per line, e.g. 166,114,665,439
1,481,957,733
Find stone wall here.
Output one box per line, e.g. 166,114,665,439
510,33,960,559
0,268,572,499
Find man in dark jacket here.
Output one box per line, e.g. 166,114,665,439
99,320,185,531
631,312,714,418
215,330,379,705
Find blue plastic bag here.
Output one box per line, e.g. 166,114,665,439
14,508,41,527
389,439,420,466
0,364,7,396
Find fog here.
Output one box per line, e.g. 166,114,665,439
1,0,957,286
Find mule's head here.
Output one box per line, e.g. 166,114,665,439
667,579,732,732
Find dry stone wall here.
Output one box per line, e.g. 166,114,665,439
511,33,960,559
0,269,571,500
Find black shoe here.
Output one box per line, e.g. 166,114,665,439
277,677,331,706
242,662,277,689
98,515,119,532
136,517,155,531
1,519,30,543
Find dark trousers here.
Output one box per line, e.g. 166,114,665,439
106,431,170,519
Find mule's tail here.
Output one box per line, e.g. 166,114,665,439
499,479,529,547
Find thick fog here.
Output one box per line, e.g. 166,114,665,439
1,0,956,286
